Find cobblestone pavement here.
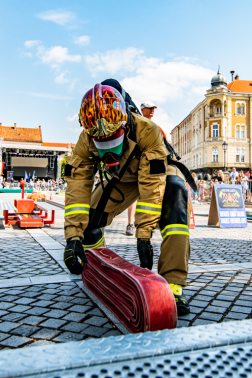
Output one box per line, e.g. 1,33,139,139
45,214,252,267
0,282,120,349
1,196,252,350
0,229,64,279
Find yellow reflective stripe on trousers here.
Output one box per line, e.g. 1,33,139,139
161,224,189,239
83,235,104,249
136,201,162,215
65,203,90,217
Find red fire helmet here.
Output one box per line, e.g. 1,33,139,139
79,83,128,138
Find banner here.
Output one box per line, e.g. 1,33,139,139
186,184,195,229
208,184,247,228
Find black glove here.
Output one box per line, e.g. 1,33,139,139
137,238,153,270
64,239,88,275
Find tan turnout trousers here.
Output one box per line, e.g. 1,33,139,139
88,164,191,286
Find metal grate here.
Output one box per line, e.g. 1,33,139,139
0,320,252,378
0,201,17,211
34,202,64,211
28,342,252,378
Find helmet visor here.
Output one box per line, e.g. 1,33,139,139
79,85,127,137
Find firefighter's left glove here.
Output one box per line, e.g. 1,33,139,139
64,238,88,275
137,238,153,270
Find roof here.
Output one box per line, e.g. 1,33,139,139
227,80,252,94
42,142,76,148
0,124,42,143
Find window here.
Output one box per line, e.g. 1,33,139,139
205,150,207,164
241,126,245,138
199,153,201,167
236,124,246,139
193,156,195,167
235,101,246,115
196,155,198,168
212,124,219,138
216,106,222,114
205,127,208,140
241,150,245,163
236,126,240,139
236,149,240,163
212,148,218,162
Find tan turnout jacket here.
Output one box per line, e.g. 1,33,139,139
64,113,169,240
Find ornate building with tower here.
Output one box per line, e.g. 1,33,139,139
171,68,252,177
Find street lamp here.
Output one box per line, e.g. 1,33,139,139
222,141,228,173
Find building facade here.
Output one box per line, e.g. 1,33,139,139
0,123,75,180
171,68,252,178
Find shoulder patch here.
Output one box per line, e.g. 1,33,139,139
64,164,72,177
150,160,165,175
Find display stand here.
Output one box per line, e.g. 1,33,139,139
208,184,247,228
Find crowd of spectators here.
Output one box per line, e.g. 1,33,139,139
191,167,252,203
0,178,66,192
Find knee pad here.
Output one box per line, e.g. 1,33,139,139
83,227,103,249
159,175,188,230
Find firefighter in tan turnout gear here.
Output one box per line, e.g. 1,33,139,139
64,79,195,315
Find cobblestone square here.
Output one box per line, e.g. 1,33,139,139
1,200,252,350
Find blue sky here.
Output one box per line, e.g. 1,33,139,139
1,0,252,143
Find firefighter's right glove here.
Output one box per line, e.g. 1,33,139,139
64,238,88,275
137,238,153,270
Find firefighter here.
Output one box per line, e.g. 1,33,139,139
64,83,191,316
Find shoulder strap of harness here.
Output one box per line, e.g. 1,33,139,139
89,142,139,228
167,156,197,192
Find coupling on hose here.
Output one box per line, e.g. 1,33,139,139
137,238,153,270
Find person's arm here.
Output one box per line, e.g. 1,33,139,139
64,130,95,241
133,114,168,239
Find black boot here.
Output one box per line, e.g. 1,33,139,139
169,283,190,316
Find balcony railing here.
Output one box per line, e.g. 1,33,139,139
208,112,223,118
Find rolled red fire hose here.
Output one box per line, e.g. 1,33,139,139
82,248,177,333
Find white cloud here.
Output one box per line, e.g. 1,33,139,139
37,10,76,25
28,92,73,100
84,47,144,76
84,47,215,133
69,127,81,133
190,86,209,96
24,41,81,88
24,40,41,48
55,72,69,84
68,79,78,92
85,48,214,103
151,107,174,140
67,113,79,124
24,40,81,67
37,45,81,65
74,35,90,46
